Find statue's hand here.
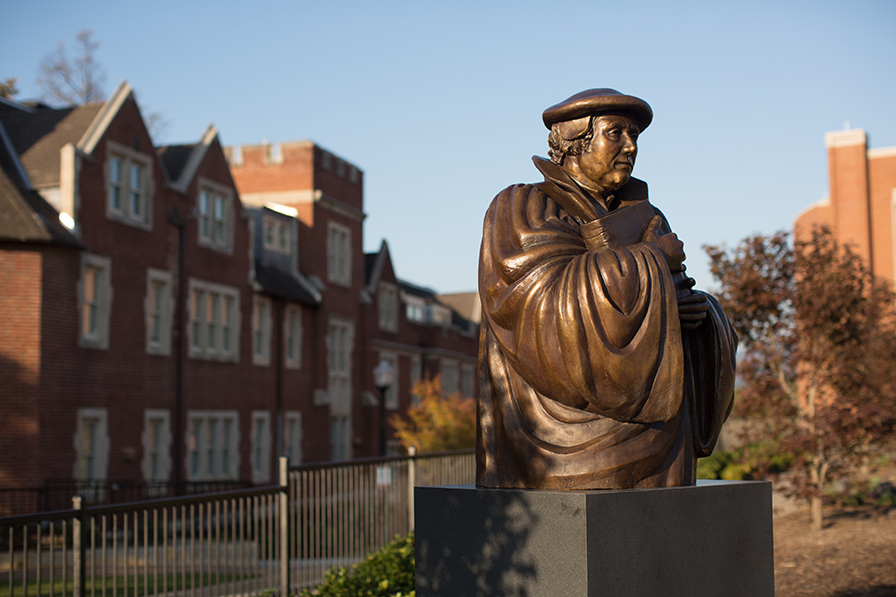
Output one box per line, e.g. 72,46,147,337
677,288,710,329
644,216,686,273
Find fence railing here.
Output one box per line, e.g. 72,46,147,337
1,448,475,596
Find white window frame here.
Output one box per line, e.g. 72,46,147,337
380,351,399,410
197,177,234,253
79,254,113,350
142,409,171,484
73,408,109,481
327,317,354,461
263,216,292,255
145,268,173,355
405,295,425,323
284,411,303,464
327,221,352,286
330,415,351,462
252,295,272,366
251,411,272,483
106,140,153,229
185,410,240,481
378,282,399,332
188,279,240,362
284,304,302,370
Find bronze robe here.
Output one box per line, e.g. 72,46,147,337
476,158,737,489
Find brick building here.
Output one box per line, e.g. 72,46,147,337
227,141,479,457
795,129,896,283
0,85,477,512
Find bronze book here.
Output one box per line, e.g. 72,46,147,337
581,199,655,250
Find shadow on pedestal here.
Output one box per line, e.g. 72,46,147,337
415,480,774,597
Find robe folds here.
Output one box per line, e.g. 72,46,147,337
476,159,738,489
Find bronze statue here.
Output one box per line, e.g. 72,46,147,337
476,89,737,490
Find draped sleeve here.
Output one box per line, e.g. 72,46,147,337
479,183,684,425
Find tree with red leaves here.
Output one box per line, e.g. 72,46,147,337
706,227,896,530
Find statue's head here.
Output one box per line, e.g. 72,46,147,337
544,89,652,197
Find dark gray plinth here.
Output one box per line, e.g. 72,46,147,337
415,480,774,597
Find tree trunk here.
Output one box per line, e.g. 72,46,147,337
810,494,824,531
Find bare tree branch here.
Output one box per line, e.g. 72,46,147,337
37,29,106,105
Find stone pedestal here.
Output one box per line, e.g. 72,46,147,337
415,480,774,596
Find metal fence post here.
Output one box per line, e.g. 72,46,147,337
279,457,289,596
407,447,417,532
72,495,85,597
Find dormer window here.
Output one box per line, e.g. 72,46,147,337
263,216,291,254
106,140,152,229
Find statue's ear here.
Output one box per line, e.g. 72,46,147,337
555,116,591,141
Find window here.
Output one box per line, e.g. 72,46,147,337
188,279,239,361
441,358,459,396
186,411,239,480
251,411,272,483
142,410,171,484
380,352,399,410
252,295,272,366
263,216,292,254
145,269,172,355
79,254,112,349
378,283,399,332
461,362,476,400
327,222,351,285
409,354,422,407
106,140,152,228
284,304,302,369
327,318,354,461
74,408,109,481
197,178,233,252
285,411,303,464
330,415,351,462
405,296,425,322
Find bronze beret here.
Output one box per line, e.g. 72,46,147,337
542,88,653,131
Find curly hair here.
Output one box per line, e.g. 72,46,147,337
547,116,595,165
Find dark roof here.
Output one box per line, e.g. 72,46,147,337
254,262,320,306
157,144,195,183
0,103,103,188
398,279,437,299
364,252,378,283
0,145,81,246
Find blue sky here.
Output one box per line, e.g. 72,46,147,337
3,0,895,293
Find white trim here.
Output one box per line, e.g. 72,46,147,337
73,408,109,481
169,125,218,193
145,268,173,355
825,129,866,149
380,351,399,410
869,146,896,159
185,410,240,481
327,221,352,286
79,254,113,349
197,177,235,254
141,409,172,483
187,278,241,362
252,294,272,366
250,411,272,483
284,411,303,464
79,80,133,155
378,282,399,332
105,140,154,230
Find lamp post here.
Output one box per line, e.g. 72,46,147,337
373,359,395,456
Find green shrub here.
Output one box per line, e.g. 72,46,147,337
300,532,415,597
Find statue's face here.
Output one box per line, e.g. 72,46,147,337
576,115,639,194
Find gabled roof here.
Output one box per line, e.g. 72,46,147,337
157,125,218,192
0,127,80,246
364,240,393,293
0,103,103,188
